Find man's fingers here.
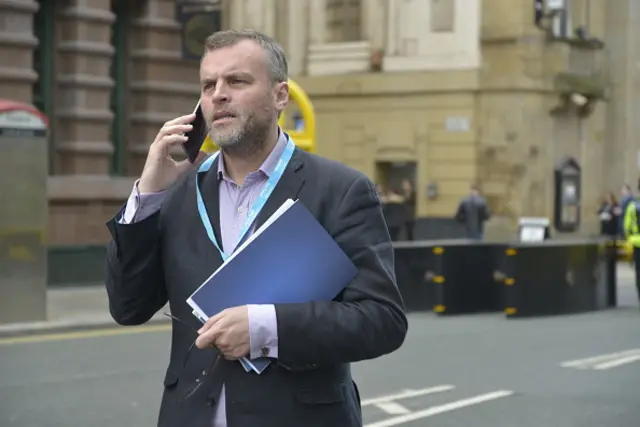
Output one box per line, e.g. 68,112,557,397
195,334,212,350
163,113,196,128
160,133,189,146
153,125,192,149
160,123,193,137
151,118,195,148
199,310,224,334
195,325,221,349
152,134,188,156
174,159,192,174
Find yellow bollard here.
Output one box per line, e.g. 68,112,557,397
201,78,316,154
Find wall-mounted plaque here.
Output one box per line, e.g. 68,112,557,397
177,1,222,61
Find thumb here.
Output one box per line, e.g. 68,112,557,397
175,151,209,173
175,158,194,174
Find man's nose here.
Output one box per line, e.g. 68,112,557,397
211,84,230,104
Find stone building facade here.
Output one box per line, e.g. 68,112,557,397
1,0,639,254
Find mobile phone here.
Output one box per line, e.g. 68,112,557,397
182,101,207,163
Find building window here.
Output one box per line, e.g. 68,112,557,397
430,0,455,33
325,0,362,43
33,0,56,170
109,1,131,176
551,0,572,39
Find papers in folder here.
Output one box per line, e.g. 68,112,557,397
186,198,358,373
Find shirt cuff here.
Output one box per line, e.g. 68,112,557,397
248,304,278,360
119,179,167,224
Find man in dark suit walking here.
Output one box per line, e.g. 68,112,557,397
104,29,407,427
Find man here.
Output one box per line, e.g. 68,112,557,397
380,186,406,241
104,29,407,427
622,182,640,305
454,184,490,240
619,184,634,235
400,179,416,240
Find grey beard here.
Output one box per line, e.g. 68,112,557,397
216,121,271,160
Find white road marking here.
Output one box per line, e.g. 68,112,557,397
560,349,640,370
374,402,411,415
361,385,455,407
593,354,640,370
364,390,515,427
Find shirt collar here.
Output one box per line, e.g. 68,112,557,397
217,127,288,181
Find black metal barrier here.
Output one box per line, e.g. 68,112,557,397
393,238,617,318
497,239,613,318
394,240,506,315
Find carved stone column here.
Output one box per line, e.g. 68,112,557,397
231,0,277,37
0,0,38,104
285,0,307,76
56,0,115,175
362,0,386,52
308,0,327,45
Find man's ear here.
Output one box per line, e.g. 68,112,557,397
275,80,289,111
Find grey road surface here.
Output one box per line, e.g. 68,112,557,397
1,278,638,427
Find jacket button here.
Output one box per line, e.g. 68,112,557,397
261,347,270,357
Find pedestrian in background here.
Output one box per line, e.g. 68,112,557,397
622,182,640,306
598,191,620,237
401,179,416,240
381,186,407,241
454,184,490,240
619,184,634,235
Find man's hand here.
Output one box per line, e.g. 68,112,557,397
138,113,207,194
195,306,250,360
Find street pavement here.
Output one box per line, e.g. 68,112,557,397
0,286,169,337
0,270,638,427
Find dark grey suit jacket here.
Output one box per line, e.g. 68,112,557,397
104,147,408,427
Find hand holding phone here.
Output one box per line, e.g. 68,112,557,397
182,101,208,163
138,104,204,194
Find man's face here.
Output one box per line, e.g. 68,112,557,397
199,40,287,150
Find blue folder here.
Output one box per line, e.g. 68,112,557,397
186,199,358,372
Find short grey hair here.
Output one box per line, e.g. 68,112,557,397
203,29,288,83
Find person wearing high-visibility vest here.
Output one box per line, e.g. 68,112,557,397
622,198,640,304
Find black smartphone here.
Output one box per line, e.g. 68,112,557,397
182,101,207,163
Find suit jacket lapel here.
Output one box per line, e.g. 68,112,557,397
254,148,306,229
197,155,223,250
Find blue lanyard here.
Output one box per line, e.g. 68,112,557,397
195,136,296,260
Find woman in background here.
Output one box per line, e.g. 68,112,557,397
379,185,406,241
598,191,621,237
